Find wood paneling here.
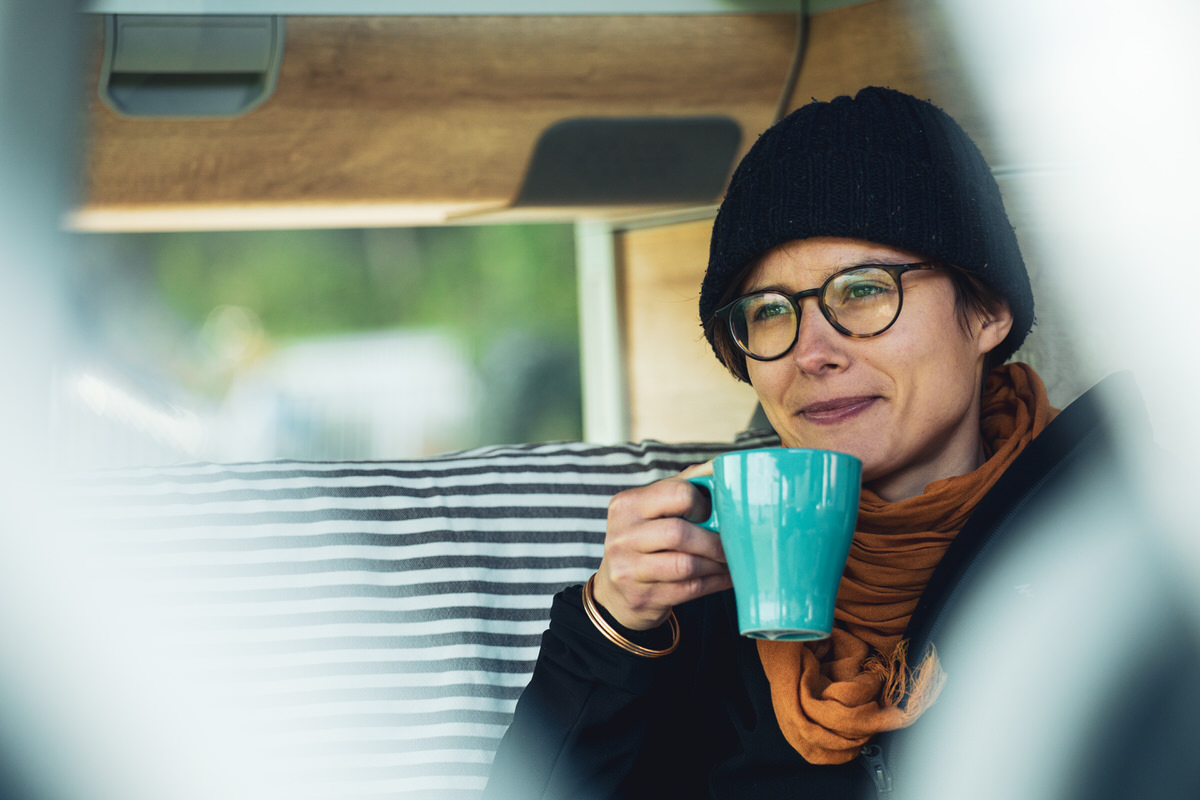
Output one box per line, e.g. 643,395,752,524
618,219,760,443
79,3,1000,229
80,14,800,228
786,0,996,162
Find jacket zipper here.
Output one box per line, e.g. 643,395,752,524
860,744,893,799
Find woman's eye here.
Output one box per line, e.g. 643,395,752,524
847,283,885,298
837,279,892,303
751,300,791,322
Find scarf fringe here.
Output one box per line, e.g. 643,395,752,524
864,639,947,725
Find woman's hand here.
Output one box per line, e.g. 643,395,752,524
590,462,732,631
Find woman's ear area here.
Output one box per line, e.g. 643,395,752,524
976,299,1014,356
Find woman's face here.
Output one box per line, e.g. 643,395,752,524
742,237,1012,501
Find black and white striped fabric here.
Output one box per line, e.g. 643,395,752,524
73,432,778,799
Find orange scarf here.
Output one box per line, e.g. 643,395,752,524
757,362,1059,764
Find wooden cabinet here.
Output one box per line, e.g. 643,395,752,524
77,3,995,230
78,14,800,230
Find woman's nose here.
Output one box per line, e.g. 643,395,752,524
789,298,849,374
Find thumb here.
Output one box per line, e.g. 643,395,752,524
678,460,714,479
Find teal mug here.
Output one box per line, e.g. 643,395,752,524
688,447,861,640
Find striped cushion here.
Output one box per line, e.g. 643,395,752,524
75,432,777,799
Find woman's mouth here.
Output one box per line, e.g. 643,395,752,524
799,396,878,425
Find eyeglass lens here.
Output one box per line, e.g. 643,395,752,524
728,267,902,359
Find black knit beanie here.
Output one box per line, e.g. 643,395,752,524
701,86,1033,377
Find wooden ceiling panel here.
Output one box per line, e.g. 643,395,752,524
788,0,994,164
80,14,800,227
78,2,988,230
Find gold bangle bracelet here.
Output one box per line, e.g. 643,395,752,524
582,573,680,658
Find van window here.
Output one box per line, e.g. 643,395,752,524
60,224,580,467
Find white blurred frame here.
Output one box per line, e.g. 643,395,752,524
0,4,304,800
901,2,1200,798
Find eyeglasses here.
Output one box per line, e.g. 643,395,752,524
713,262,939,361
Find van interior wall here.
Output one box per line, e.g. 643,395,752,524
617,219,760,443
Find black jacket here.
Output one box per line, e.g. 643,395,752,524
485,373,1193,799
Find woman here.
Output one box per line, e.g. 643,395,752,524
485,87,1123,798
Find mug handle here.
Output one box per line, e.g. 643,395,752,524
686,475,719,533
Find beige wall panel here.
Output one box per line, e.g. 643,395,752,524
82,14,799,221
618,219,760,444
787,0,997,163
790,0,934,103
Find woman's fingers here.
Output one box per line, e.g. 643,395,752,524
606,514,726,567
607,477,706,529
594,554,731,631
674,462,714,523
618,548,731,586
677,460,713,479
603,564,734,618
595,474,731,630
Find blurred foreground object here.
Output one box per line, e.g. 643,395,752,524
0,3,293,799
897,1,1200,797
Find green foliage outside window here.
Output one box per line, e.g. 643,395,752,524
71,224,582,451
